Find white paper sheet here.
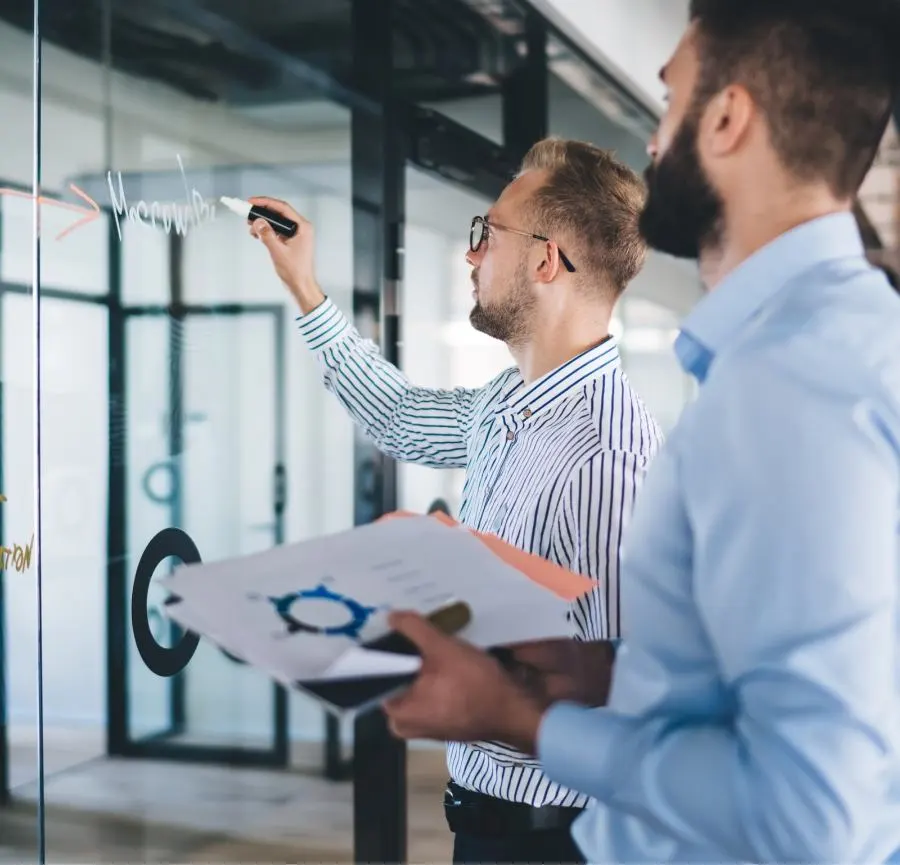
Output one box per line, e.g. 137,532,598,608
160,516,571,685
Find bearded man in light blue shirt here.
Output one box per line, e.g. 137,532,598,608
380,0,900,862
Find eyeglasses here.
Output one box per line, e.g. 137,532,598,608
469,215,576,273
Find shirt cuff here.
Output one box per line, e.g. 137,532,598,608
538,701,626,803
295,297,352,352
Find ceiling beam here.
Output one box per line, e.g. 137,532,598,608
131,0,380,115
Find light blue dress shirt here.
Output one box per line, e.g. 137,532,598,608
539,212,900,863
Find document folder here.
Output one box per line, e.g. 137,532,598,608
160,512,595,718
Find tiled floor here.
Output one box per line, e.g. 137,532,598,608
1,728,453,863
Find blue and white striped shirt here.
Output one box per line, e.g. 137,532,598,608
298,298,663,807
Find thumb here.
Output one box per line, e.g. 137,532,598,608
388,610,455,658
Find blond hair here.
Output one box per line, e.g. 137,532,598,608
519,138,647,294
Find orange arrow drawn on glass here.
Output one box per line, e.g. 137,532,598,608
0,183,101,241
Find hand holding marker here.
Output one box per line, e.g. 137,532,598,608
223,195,325,315
220,195,298,238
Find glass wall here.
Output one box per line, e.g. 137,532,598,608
1,0,362,860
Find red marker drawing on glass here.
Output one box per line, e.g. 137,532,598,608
0,183,101,241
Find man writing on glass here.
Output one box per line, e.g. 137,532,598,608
378,1,900,862
250,138,662,864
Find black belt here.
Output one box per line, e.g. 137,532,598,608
443,780,583,837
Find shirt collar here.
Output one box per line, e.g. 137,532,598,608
500,336,621,418
675,212,865,382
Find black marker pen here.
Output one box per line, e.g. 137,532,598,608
220,196,298,238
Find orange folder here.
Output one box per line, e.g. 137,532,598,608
379,510,595,602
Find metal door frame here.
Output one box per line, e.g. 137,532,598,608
111,297,289,766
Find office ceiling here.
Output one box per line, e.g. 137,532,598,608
0,0,532,105
6,0,889,255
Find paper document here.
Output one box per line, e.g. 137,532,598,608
160,514,594,716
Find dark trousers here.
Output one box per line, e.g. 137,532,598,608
452,827,584,864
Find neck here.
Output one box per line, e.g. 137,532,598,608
510,305,613,384
699,186,850,290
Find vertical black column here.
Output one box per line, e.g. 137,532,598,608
106,215,128,757
167,234,187,731
502,10,548,164
272,311,289,766
350,0,408,862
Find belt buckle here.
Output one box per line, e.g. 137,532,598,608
444,783,465,809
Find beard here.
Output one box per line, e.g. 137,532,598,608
469,259,535,344
638,104,724,260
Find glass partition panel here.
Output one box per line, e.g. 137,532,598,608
1,0,360,861
0,290,39,865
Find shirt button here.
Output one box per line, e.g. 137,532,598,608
505,430,516,441
522,408,532,419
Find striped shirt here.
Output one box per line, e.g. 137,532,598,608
297,298,663,808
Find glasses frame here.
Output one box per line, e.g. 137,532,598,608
469,215,576,273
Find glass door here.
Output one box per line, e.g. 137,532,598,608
122,305,288,764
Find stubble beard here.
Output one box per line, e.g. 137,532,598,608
468,260,535,346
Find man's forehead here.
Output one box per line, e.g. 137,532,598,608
493,169,545,217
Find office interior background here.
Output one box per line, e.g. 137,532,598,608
0,0,897,862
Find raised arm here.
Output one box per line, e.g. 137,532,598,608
296,297,482,466
250,196,484,467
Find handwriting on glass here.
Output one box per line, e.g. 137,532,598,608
107,154,217,241
0,494,34,573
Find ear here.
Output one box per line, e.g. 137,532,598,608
534,241,563,284
701,84,754,158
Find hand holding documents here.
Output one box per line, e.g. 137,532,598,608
160,512,594,716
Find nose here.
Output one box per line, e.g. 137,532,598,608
647,132,659,160
465,246,483,266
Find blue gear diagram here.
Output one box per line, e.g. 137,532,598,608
260,582,379,640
